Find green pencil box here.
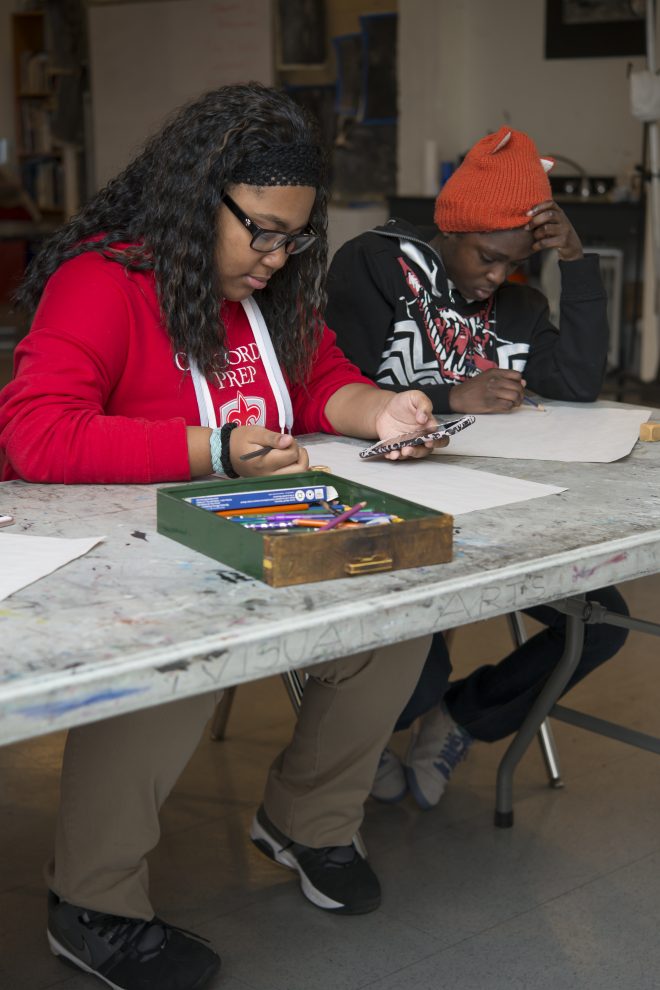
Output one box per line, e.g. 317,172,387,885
157,471,453,587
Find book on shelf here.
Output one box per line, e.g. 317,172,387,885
20,156,63,212
19,50,51,94
20,100,53,154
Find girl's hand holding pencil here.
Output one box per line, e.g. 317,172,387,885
229,427,309,477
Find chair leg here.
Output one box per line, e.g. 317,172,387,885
210,670,305,741
537,717,565,789
281,669,306,710
209,686,237,741
506,612,564,788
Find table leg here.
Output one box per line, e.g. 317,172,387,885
494,595,586,828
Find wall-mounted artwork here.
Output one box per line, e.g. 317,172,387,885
276,0,327,68
333,33,362,116
358,12,397,125
545,0,646,58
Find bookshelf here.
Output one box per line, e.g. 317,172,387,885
11,9,81,220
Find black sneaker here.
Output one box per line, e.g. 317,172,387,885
47,890,220,990
249,805,380,915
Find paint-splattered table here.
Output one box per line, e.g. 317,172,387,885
2,418,659,821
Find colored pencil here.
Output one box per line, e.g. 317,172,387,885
239,445,274,461
319,499,342,515
522,394,545,411
215,503,309,517
293,518,334,529
317,501,367,531
241,520,299,530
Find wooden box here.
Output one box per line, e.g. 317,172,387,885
157,471,453,587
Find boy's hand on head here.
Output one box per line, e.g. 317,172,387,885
231,426,309,476
449,368,525,414
526,200,584,261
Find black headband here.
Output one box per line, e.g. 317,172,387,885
230,142,324,187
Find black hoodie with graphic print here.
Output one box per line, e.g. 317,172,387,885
325,218,609,413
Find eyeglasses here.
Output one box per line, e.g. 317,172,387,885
222,193,318,255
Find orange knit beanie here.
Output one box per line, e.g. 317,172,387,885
434,127,554,232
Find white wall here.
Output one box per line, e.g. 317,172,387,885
327,202,388,261
88,0,274,188
398,0,649,195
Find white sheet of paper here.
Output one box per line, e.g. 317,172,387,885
308,441,566,516
0,534,105,603
434,403,651,462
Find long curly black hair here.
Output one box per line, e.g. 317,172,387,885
15,83,328,383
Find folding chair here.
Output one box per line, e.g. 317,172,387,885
506,612,563,788
209,671,304,741
210,613,563,787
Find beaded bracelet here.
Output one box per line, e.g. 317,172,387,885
209,422,239,478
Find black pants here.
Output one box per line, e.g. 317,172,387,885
394,585,629,742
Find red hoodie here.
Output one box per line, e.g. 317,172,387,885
0,251,374,483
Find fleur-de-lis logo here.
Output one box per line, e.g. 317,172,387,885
220,391,265,427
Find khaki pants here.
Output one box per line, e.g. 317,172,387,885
46,635,430,919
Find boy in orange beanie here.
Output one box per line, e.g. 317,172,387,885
327,125,605,414
325,126,627,808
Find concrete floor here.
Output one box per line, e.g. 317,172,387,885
1,573,658,990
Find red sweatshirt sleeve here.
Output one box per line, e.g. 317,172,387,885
290,325,378,435
0,259,190,483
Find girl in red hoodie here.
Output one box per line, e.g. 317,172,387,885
0,83,444,990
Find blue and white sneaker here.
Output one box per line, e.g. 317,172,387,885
405,704,473,810
370,747,408,803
